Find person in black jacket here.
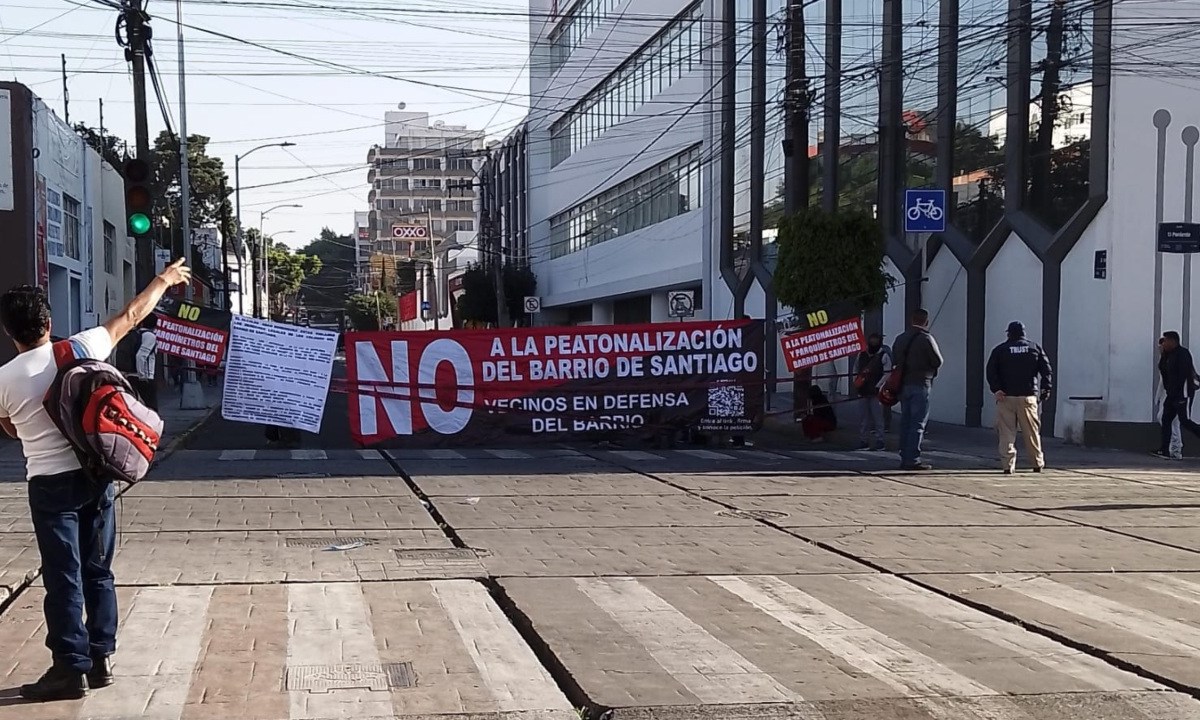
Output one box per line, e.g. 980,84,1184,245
986,321,1053,474
1154,331,1200,458
892,309,943,470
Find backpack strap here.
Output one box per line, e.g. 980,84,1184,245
51,340,79,369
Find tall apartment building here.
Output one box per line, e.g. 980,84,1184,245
365,110,484,276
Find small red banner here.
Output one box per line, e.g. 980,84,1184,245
780,316,866,372
398,292,418,322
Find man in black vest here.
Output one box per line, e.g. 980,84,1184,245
1155,331,1200,458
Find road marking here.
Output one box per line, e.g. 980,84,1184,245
487,449,531,459
677,449,736,461
712,576,996,698
426,449,466,460
972,573,1200,655
287,583,393,720
219,449,256,461
609,450,664,462
850,575,1150,692
790,450,868,462
432,580,572,712
357,449,379,460
1139,574,1200,606
80,586,211,720
577,577,799,705
290,449,327,461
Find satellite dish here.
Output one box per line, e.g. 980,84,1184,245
397,102,407,110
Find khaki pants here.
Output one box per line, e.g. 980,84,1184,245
996,395,1044,471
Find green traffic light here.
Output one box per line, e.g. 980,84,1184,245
129,213,152,235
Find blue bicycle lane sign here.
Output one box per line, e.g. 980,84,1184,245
904,189,947,233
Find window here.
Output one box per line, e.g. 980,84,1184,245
546,0,625,76
413,178,442,189
549,145,702,258
103,221,115,274
550,3,702,165
63,194,81,260
447,220,474,233
413,158,442,171
447,157,474,171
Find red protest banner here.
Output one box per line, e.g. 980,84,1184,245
398,292,418,322
346,321,765,446
780,316,865,372
153,297,231,366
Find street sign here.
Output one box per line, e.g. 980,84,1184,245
903,189,947,233
1157,222,1200,253
667,290,695,318
391,224,429,240
420,300,431,312
523,296,541,314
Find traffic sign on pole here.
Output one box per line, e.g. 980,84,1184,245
523,296,541,314
903,189,947,233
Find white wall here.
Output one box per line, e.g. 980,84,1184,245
925,250,967,424
981,234,1042,428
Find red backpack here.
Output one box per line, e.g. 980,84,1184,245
42,339,163,484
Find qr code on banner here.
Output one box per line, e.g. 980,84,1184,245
708,385,745,418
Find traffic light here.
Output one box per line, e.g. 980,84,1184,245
123,158,154,237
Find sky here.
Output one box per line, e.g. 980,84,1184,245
0,0,531,248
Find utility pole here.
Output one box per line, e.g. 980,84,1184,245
61,54,69,125
175,0,205,409
783,0,809,214
122,0,155,288
219,178,232,310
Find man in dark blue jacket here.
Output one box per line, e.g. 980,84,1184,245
1155,331,1200,458
986,321,1053,474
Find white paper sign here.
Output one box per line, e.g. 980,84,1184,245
0,89,13,212
222,315,339,433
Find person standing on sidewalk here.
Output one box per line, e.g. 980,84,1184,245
986,321,1053,474
0,259,191,701
892,309,943,470
853,333,891,450
1154,331,1200,459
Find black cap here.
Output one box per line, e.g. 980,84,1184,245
1007,321,1025,336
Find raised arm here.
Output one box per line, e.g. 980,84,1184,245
102,259,192,347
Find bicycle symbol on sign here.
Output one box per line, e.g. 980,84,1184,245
906,198,943,222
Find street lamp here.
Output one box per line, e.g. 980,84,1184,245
234,141,295,315
259,207,301,319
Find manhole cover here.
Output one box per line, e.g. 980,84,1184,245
284,662,415,693
392,548,489,578
285,537,372,548
717,509,789,521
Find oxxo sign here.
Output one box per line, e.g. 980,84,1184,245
392,224,429,240
354,339,476,436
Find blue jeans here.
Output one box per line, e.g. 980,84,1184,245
898,384,931,465
28,471,118,673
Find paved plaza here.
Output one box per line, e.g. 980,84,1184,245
2,416,1200,718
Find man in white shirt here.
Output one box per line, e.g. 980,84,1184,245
0,259,190,701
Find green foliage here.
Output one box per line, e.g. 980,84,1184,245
74,124,128,171
456,263,539,327
150,131,235,240
267,239,322,318
345,293,394,331
774,207,892,314
298,227,357,312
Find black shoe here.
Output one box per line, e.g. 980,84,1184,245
1003,468,1013,475
1152,450,1173,460
1033,465,1043,473
900,462,933,471
20,665,87,701
88,656,114,689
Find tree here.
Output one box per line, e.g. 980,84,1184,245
774,207,893,314
953,122,1004,177
456,263,538,327
345,293,394,331
299,228,357,314
267,239,322,319
74,124,128,170
150,131,235,242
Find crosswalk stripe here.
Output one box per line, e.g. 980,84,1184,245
433,580,572,712
610,450,665,462
487,449,531,459
849,575,1150,692
790,450,869,462
577,577,799,705
712,576,997,698
678,449,737,461
218,449,255,461
426,449,466,460
358,449,378,460
290,449,327,461
972,573,1200,655
1139,574,1200,606
287,583,393,720
80,586,211,719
